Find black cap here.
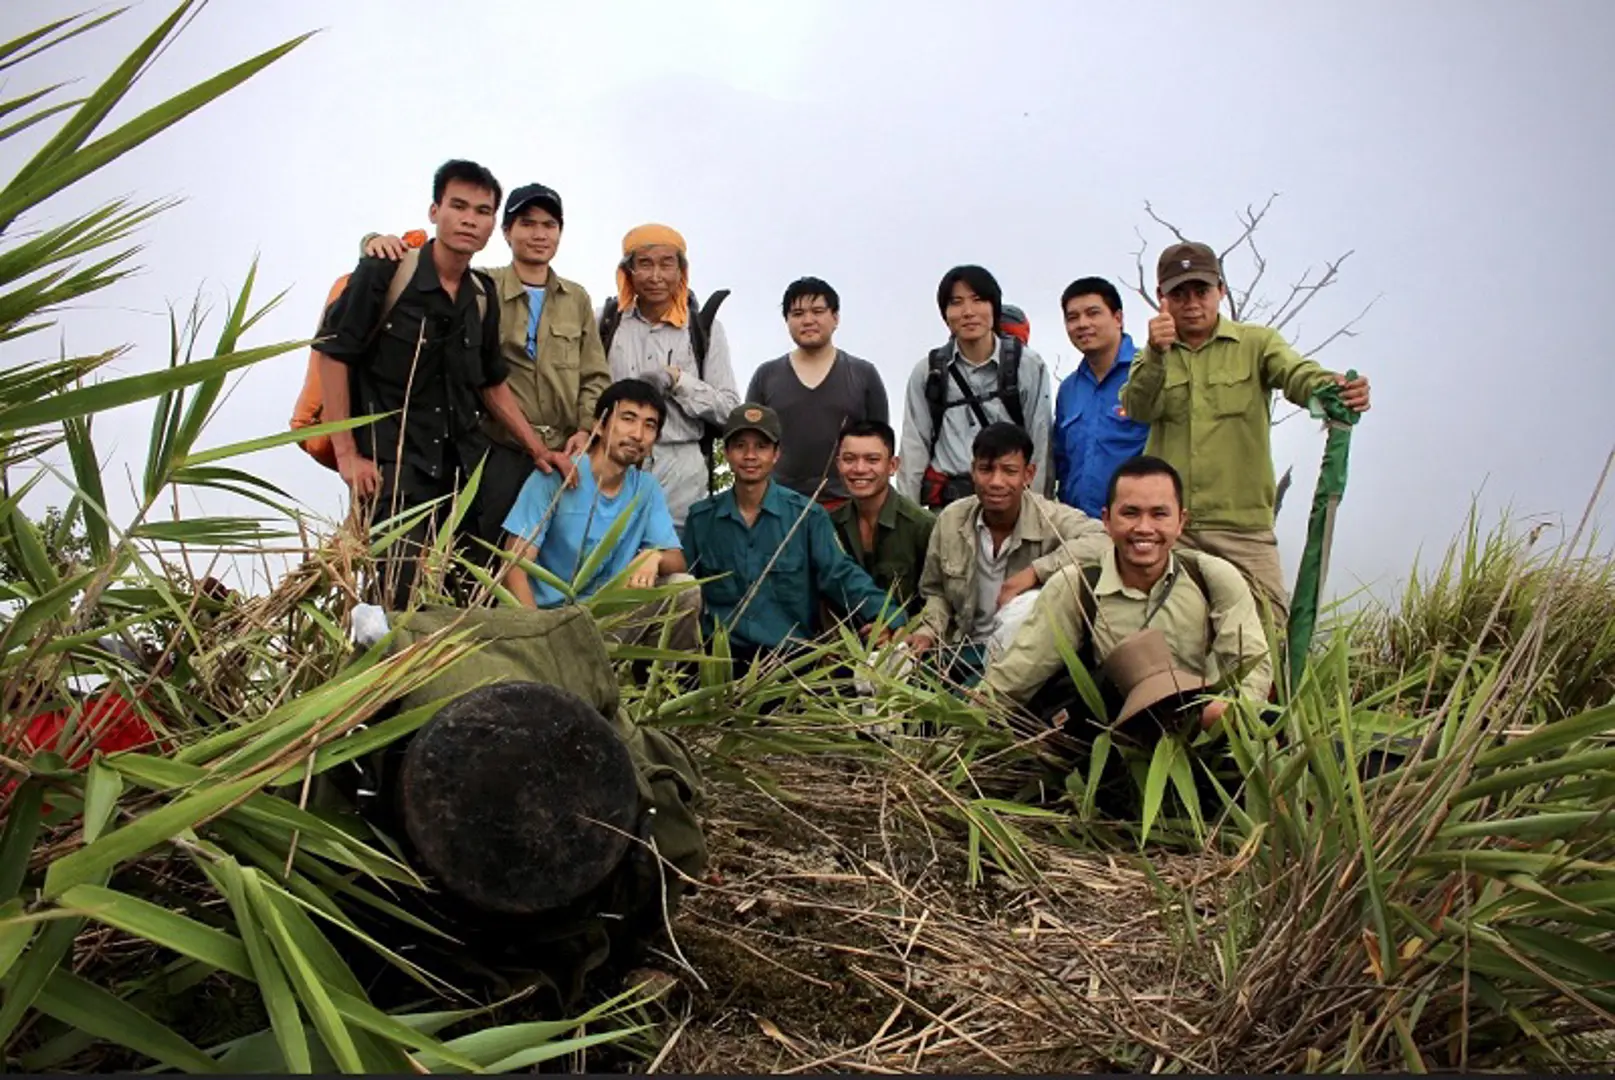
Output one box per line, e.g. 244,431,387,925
503,183,564,229
722,403,782,445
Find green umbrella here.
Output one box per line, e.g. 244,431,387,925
1285,368,1361,686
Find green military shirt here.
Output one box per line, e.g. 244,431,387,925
1118,317,1334,531
984,545,1272,705
829,488,935,614
481,264,611,452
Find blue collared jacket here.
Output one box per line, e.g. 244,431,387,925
1052,334,1150,517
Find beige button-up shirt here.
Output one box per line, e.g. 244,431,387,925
984,544,1273,704
480,264,611,451
915,491,1104,644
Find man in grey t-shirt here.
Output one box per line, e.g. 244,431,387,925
745,276,888,507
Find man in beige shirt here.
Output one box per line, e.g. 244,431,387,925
984,454,1272,730
905,422,1104,684
361,182,612,541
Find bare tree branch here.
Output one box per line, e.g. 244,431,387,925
1270,250,1354,333
1142,200,1188,244
1126,225,1159,312
1299,292,1384,359
1219,192,1280,264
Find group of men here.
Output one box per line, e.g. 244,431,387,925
312,158,1372,736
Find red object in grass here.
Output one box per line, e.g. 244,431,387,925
2,691,167,803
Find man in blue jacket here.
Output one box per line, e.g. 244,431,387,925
683,404,908,673
1052,277,1149,517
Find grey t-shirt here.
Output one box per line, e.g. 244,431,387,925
745,350,889,499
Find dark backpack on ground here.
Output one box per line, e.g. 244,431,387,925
922,332,1025,464
599,289,731,492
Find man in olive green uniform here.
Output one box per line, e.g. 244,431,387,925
1118,241,1371,625
985,455,1271,727
829,419,934,614
361,183,613,540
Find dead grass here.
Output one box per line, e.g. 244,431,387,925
642,752,1224,1074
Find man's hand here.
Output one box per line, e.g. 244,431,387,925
363,233,409,260
905,631,936,657
1335,373,1371,413
627,552,659,590
563,429,592,457
665,365,683,390
338,453,382,499
1147,301,1177,353
997,567,1038,609
1199,699,1229,731
529,445,581,489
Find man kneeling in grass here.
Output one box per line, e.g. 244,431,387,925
983,455,1271,734
502,378,699,650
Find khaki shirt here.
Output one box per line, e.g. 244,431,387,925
984,545,1273,704
915,491,1104,643
1117,317,1334,531
480,264,611,451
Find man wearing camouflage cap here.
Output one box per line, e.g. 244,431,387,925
1118,242,1371,626
682,403,908,674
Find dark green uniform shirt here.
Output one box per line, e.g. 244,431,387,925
829,488,935,614
683,480,908,651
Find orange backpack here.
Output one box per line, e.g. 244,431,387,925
292,231,474,470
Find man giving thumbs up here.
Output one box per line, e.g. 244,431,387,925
1118,241,1371,626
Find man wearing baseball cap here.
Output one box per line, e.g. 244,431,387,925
682,403,907,674
359,182,611,539
1118,241,1371,626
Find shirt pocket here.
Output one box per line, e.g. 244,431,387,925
544,319,584,368
1161,366,1192,423
1206,354,1255,418
373,310,433,387
1099,403,1150,449
767,546,807,600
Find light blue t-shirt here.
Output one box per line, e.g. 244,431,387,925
524,285,547,358
502,454,680,606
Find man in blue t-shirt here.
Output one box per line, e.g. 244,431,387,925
502,378,700,650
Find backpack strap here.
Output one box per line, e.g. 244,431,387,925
998,334,1025,428
1076,562,1103,674
598,297,622,356
922,346,953,460
686,288,731,495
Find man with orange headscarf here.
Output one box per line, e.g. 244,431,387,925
599,224,739,532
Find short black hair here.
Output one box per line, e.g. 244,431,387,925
432,159,502,208
1105,455,1184,509
782,277,840,318
1060,276,1123,315
937,265,1003,329
838,418,896,456
594,378,667,429
971,421,1033,466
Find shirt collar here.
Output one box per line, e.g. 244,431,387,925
411,240,445,293
1096,544,1179,599
1212,317,1243,343
1078,334,1138,384
720,480,788,523
950,335,1000,369
496,263,568,304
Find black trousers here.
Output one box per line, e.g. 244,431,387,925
372,449,496,611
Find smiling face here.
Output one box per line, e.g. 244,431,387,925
628,245,683,306
944,280,995,346
428,179,497,256
1102,472,1186,581
971,449,1035,515
1063,292,1124,357
724,430,779,484
785,293,839,349
836,433,897,499
504,205,562,267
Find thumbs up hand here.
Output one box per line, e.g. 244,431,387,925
1148,299,1177,353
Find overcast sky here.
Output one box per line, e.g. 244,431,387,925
6,0,1613,600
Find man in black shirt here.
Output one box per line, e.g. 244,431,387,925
316,159,548,607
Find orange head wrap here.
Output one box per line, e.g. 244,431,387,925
618,223,690,328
